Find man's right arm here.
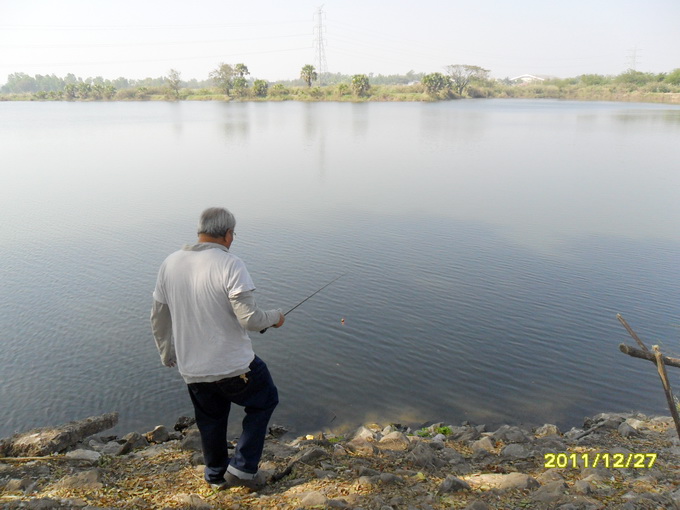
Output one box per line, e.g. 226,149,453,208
230,290,284,331
150,299,177,367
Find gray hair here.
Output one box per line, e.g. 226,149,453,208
197,207,236,237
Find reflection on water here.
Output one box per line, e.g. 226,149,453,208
0,99,679,438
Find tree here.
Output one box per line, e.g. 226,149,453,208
579,74,607,86
616,70,654,86
422,72,451,96
3,72,36,93
351,74,370,96
666,68,680,86
167,69,182,99
232,76,249,97
253,79,268,97
64,83,77,100
300,65,317,87
77,82,92,99
445,65,490,95
234,63,250,78
210,63,235,95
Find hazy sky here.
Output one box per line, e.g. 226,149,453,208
2,0,678,85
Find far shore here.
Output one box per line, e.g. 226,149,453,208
2,88,680,105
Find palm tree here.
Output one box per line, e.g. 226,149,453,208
351,74,370,96
300,65,317,87
234,63,250,78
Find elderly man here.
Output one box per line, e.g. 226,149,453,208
151,207,284,491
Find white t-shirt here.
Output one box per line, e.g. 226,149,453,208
153,243,256,380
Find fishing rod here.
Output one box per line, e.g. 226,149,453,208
260,273,345,334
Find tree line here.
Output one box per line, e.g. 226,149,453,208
2,63,679,102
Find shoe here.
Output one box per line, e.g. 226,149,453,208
224,471,267,491
208,479,230,491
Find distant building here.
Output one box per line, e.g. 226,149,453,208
511,74,546,84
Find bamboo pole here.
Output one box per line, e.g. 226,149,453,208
619,344,680,368
653,345,680,439
617,313,650,352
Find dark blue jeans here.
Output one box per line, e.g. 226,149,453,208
187,356,279,483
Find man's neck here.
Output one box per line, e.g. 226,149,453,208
197,234,229,248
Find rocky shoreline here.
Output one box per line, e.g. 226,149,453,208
1,411,679,510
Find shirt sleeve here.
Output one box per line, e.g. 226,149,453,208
150,298,176,366
152,264,167,304
226,257,256,298
229,290,282,332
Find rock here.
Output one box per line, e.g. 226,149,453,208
65,449,102,463
464,502,490,510
535,423,561,437
471,436,495,453
354,464,381,476
441,447,466,464
457,427,481,442
437,475,470,494
573,479,595,495
467,472,540,490
358,475,379,486
300,491,329,507
378,431,410,450
491,424,531,443
619,492,678,509
347,437,378,455
327,499,351,509
530,480,568,504
618,422,640,438
447,426,468,439
625,418,646,430
180,428,203,451
584,413,625,430
58,469,103,489
536,469,564,484
174,415,196,432
353,426,377,441
580,466,611,482
122,431,150,450
429,439,445,450
379,473,403,484
501,443,532,459
292,446,329,464
101,439,131,456
268,424,289,438
5,477,31,492
0,413,119,457
264,441,298,459
145,425,170,443
23,498,65,510
405,443,441,468
313,468,336,479
176,494,211,509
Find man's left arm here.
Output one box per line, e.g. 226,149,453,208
150,299,176,367
230,290,283,332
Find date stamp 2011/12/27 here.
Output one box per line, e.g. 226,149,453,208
544,452,657,469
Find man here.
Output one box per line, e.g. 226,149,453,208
151,207,284,491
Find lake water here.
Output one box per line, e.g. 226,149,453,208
1,99,679,439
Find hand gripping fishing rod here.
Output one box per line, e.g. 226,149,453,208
260,274,345,334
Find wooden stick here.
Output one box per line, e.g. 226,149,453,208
0,455,67,462
571,421,607,440
619,344,680,369
653,345,680,439
617,314,650,352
